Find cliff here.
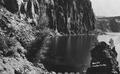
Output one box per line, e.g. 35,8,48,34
0,0,95,74
47,0,95,34
95,16,120,32
0,0,95,34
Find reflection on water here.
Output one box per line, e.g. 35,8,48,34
42,35,97,73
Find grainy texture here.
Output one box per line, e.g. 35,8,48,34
95,16,120,32
0,0,95,74
0,0,95,34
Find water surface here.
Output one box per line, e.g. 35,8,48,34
42,35,97,73
38,33,120,73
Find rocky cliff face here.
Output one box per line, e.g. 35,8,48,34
0,0,95,34
95,16,120,32
47,0,95,34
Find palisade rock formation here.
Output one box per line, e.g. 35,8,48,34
0,0,95,34
47,0,95,34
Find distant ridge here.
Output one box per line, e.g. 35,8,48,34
95,16,120,32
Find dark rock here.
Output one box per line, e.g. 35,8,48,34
46,0,95,34
87,42,119,74
0,0,18,13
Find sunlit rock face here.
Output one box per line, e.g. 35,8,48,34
95,16,120,32
0,0,95,34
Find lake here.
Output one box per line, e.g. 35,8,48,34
39,33,120,73
40,35,97,73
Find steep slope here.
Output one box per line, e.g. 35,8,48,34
0,7,54,74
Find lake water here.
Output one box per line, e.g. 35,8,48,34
40,33,120,73
41,35,97,73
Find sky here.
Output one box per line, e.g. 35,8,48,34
90,0,120,17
